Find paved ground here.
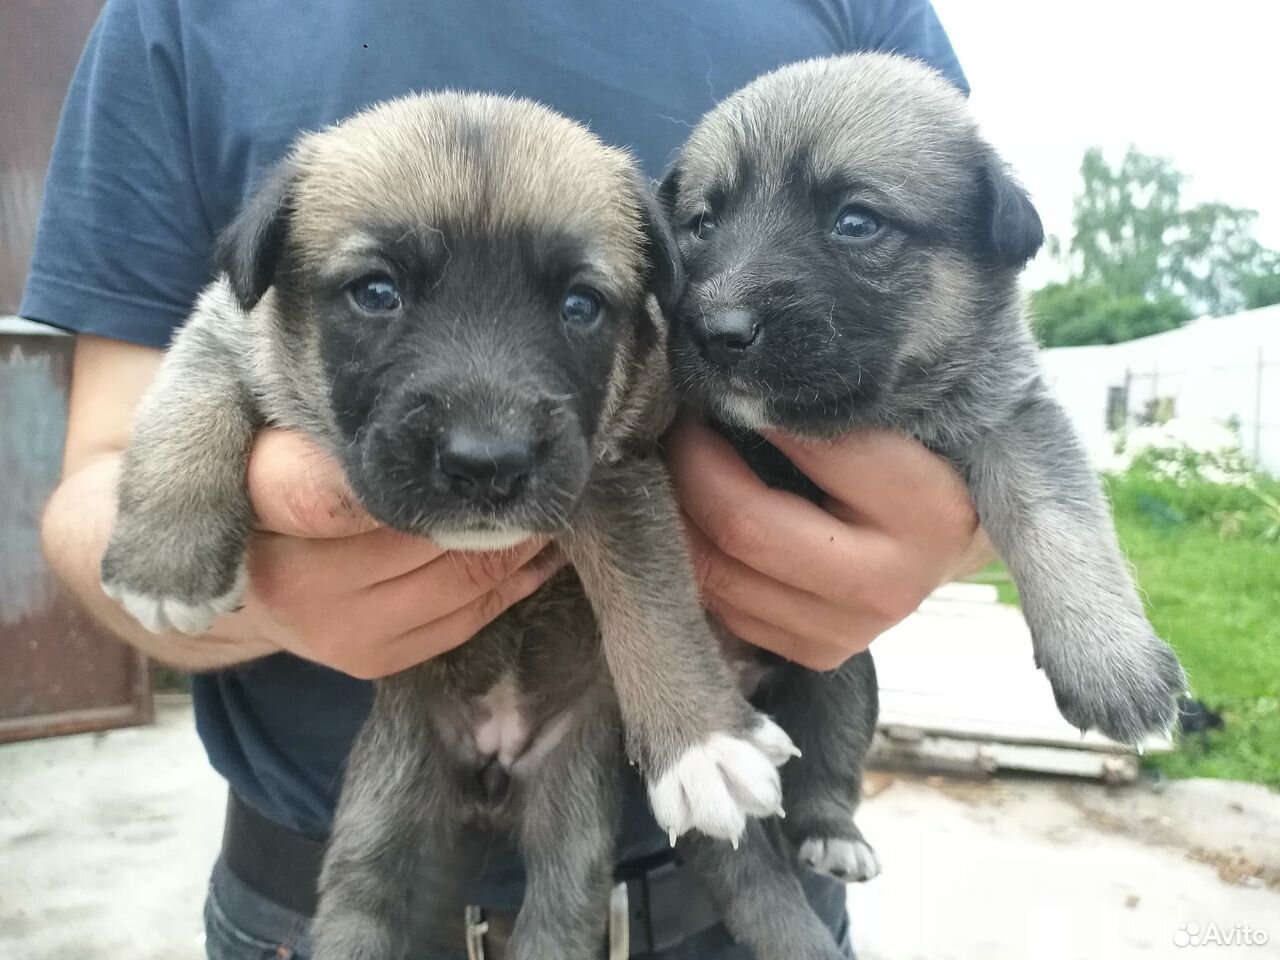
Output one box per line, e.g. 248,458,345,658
1,698,1277,960
850,772,1278,959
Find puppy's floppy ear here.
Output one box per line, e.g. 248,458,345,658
979,159,1044,269
214,157,296,310
656,165,681,216
636,172,686,313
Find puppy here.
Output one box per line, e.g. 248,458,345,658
100,93,798,960
661,53,1188,956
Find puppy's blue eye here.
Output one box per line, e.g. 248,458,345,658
349,274,401,312
562,288,603,329
833,206,882,241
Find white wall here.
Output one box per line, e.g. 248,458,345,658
1040,305,1280,474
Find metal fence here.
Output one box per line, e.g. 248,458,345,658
1110,350,1277,466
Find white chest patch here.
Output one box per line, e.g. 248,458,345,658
472,678,530,768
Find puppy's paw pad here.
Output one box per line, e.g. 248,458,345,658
647,733,784,844
102,563,247,635
799,836,880,883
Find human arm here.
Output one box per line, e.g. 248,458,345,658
41,334,561,676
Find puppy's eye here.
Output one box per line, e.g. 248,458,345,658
686,212,718,240
833,206,882,241
349,274,401,312
562,287,604,329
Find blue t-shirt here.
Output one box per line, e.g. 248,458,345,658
22,0,966,888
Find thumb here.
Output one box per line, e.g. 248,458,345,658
247,429,381,538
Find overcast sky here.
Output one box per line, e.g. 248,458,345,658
932,0,1278,287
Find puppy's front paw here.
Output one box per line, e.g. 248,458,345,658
1042,623,1187,744
799,835,880,883
101,529,247,635
102,566,247,634
647,717,797,844
747,713,804,766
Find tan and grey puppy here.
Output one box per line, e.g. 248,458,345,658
99,93,799,960
659,53,1189,957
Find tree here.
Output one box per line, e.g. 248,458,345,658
1242,272,1280,310
1066,147,1279,317
1070,148,1183,301
1030,281,1191,348
1165,202,1280,316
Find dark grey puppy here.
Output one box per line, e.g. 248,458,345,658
660,53,1188,957
99,93,798,960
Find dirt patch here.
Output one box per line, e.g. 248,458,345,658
922,773,1009,807
1067,798,1132,836
1056,781,1280,891
1187,847,1280,890
862,771,897,799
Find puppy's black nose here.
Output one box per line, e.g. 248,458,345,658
695,309,761,368
438,429,534,502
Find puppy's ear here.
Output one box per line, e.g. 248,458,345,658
980,160,1044,269
656,165,681,215
214,158,296,310
637,174,686,313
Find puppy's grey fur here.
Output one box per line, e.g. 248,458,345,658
660,52,1188,957
101,93,799,960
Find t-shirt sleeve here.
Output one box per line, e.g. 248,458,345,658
849,0,970,95
19,0,214,348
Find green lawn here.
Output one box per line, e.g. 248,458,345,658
969,476,1280,788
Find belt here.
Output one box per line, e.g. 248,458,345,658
221,792,722,958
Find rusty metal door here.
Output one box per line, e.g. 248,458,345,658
2,1,106,312
1,0,153,742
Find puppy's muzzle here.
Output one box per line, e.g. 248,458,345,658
689,308,761,369
438,427,535,505
353,375,590,543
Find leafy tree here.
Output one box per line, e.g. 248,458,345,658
1032,148,1279,348
1030,281,1191,348
1164,201,1280,316
1242,272,1280,310
1066,147,1279,317
1070,148,1183,301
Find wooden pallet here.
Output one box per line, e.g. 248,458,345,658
868,584,1172,782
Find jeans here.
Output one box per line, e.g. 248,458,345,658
204,856,855,960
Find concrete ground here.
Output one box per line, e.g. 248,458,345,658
850,773,1278,959
1,698,1277,960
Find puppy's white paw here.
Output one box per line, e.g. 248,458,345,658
648,726,793,844
103,563,247,635
748,715,802,766
799,836,880,883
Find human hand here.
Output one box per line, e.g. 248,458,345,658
666,417,992,671
222,429,562,678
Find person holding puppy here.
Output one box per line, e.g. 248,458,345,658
27,1,988,957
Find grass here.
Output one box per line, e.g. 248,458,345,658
969,473,1280,788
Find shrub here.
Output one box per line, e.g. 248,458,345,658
1102,418,1280,542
